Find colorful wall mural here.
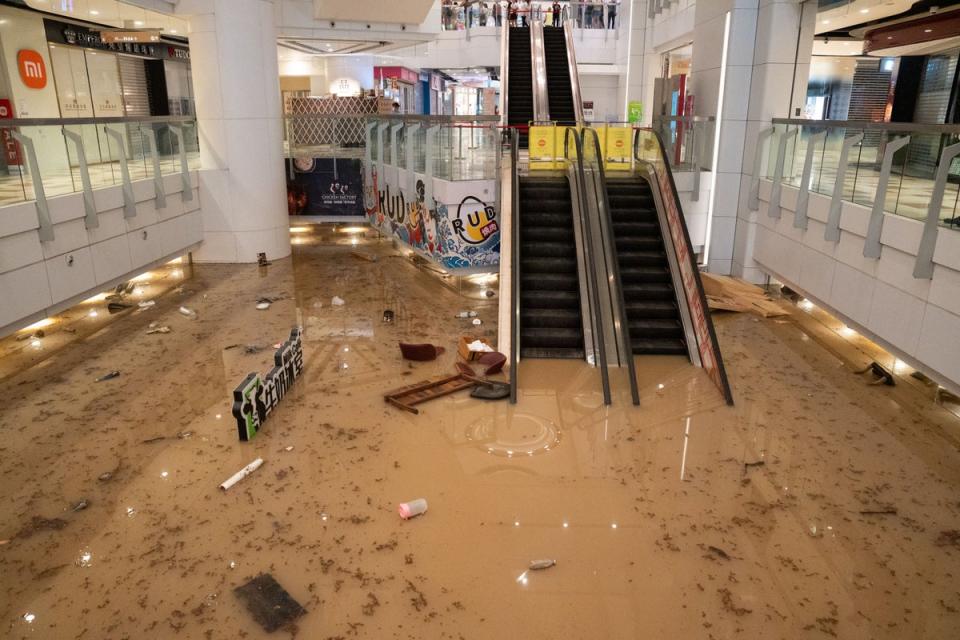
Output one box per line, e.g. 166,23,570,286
363,165,501,271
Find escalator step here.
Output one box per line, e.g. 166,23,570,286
622,283,675,299
615,236,662,251
521,307,581,328
628,318,684,338
520,256,577,274
617,250,668,266
521,347,586,360
619,267,671,284
522,289,580,309
521,327,584,348
630,339,688,356
625,300,679,318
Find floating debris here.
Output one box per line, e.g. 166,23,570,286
234,573,306,633
351,250,378,263
399,342,445,361
331,296,345,306
220,458,264,491
472,318,483,326
146,326,171,335
529,559,556,571
71,499,90,512
97,472,113,482
95,371,120,382
15,516,67,539
141,436,166,444
478,351,507,375
860,508,898,516
256,302,271,310
178,306,197,319
398,498,428,520
935,530,960,547
137,300,155,308
382,309,395,324
455,311,478,318
707,546,731,561
257,253,271,267
176,431,193,440
471,382,510,401
244,345,266,355
107,301,132,314
284,446,294,452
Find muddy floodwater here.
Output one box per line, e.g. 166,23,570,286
2,227,960,639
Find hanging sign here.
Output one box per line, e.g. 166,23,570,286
0,99,22,165
101,30,162,44
231,327,304,441
627,101,643,123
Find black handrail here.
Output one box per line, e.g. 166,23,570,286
632,128,734,405
582,127,640,405
564,127,612,405
509,127,521,404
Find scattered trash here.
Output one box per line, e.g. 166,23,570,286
178,306,197,319
384,374,477,414
257,253,271,267
0,539,9,545
137,300,155,308
472,318,483,326
478,351,507,375
35,329,45,338
743,460,765,473
142,436,166,444
351,250,378,262
706,546,730,561
455,311,478,318
95,371,120,382
146,326,171,335
123,281,136,295
244,345,266,354
224,344,241,350
399,342,445,361
284,446,294,452
62,327,77,334
485,289,495,298
15,516,67,539
471,382,511,401
98,472,113,482
107,301,132,314
398,498,428,520
177,431,193,440
331,296,345,306
256,302,271,310
71,499,89,512
855,361,895,386
455,362,476,377
234,573,306,633
859,508,898,516
382,309,395,324
220,458,264,491
15,333,31,341
529,559,556,571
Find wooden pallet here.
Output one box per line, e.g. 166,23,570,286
383,374,476,414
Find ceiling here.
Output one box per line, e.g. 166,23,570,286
20,0,188,35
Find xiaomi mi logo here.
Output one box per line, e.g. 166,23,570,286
17,50,47,89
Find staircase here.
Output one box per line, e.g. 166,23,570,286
606,177,687,356
508,26,533,148
543,26,576,126
518,176,585,359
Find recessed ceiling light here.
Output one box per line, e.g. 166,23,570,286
924,28,933,33
89,9,99,15
822,19,830,24
170,29,177,33
134,20,144,26
860,8,869,14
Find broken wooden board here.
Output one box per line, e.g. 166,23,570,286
701,272,786,318
383,374,477,414
234,573,306,633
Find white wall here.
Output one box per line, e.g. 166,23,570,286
579,73,619,122
0,172,203,335
753,180,960,395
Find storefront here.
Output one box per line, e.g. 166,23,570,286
374,66,419,114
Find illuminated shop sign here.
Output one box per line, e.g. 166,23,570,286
44,19,189,60
231,327,304,442
17,50,47,89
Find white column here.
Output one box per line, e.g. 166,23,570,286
688,0,815,277
181,0,290,263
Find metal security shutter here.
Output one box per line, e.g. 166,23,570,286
118,55,149,161
906,50,959,178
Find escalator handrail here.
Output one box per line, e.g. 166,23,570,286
632,128,735,405
563,127,612,405
582,126,640,405
499,5,510,128
510,126,520,404
562,20,586,124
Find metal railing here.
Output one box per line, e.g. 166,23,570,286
442,1,621,32
509,127,521,404
581,126,639,404
563,126,612,404
0,116,199,217
755,118,960,279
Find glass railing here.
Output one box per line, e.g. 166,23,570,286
762,119,960,230
441,1,621,31
650,115,716,173
0,116,199,209
363,115,502,181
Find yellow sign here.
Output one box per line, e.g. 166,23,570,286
604,126,632,171
101,30,162,44
528,125,557,171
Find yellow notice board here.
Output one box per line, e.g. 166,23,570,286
605,126,632,171
528,126,557,170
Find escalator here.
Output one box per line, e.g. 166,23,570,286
508,26,533,148
517,176,584,359
543,26,576,126
606,177,687,355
